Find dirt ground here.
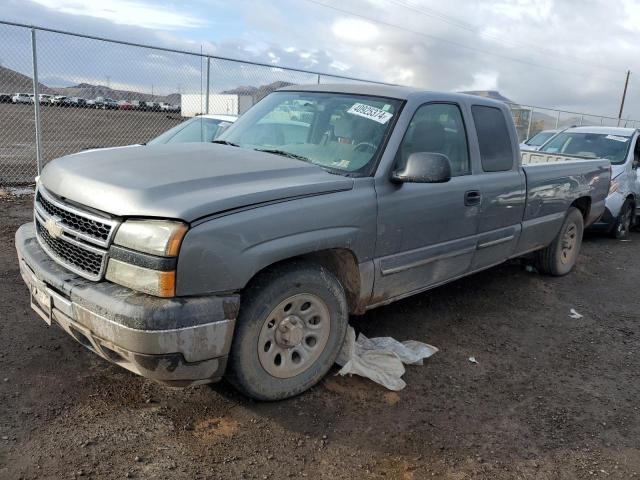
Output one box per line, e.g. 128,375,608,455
0,104,183,183
1,193,640,480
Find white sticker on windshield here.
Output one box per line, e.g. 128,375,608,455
606,135,629,142
347,103,393,124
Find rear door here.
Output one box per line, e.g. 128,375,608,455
468,105,526,270
373,102,480,302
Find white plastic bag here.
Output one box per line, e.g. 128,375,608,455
335,327,438,391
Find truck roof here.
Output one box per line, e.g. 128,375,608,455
279,83,506,107
563,126,637,136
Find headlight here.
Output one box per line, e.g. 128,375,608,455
114,220,187,256
106,259,175,297
107,219,187,297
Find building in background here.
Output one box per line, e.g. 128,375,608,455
180,93,253,117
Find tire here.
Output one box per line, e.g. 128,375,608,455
226,261,349,401
610,199,633,239
535,207,584,276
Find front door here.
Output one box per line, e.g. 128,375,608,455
373,102,480,304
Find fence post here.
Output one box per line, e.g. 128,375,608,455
555,110,560,129
317,74,321,84
579,115,584,126
526,107,534,140
31,28,43,175
205,57,210,114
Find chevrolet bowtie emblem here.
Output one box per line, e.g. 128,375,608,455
45,216,64,239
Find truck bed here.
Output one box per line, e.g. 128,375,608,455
521,150,601,164
515,158,611,255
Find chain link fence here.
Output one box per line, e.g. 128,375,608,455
507,102,640,144
1,20,639,184
0,21,393,185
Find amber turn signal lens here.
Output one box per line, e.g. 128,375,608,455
106,259,176,297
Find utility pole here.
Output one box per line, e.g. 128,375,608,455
618,70,631,125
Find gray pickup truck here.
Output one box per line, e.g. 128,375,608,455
16,84,610,400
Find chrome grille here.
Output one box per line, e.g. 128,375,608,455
34,186,118,280
35,220,104,277
36,190,111,242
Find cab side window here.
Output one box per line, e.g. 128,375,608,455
397,103,470,176
471,105,514,172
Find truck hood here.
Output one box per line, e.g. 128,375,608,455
39,143,354,221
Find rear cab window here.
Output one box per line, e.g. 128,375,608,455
471,105,514,172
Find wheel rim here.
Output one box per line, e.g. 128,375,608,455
257,293,331,379
560,222,578,265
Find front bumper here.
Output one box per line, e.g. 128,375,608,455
15,222,240,387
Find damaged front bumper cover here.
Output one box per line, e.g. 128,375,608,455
15,222,240,387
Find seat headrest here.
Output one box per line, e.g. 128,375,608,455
334,116,354,139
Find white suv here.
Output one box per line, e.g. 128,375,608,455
12,93,32,104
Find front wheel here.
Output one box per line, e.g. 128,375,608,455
610,200,633,239
535,207,584,276
226,261,348,401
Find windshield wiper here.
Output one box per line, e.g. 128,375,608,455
254,148,312,163
212,140,239,147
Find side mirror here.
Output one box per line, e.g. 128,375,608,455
392,152,452,184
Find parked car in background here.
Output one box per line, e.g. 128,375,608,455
147,114,237,145
532,126,640,238
102,98,118,110
520,129,561,151
38,94,53,104
0,93,12,103
117,100,134,110
16,85,610,401
143,101,160,111
12,93,32,104
130,100,143,110
50,95,67,106
63,97,87,108
159,102,180,112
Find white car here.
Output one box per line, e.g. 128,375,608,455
146,114,237,145
50,95,67,106
12,93,33,104
159,102,180,112
520,129,562,151
38,94,53,104
535,126,640,239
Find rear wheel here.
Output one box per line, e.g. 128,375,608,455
226,261,348,401
610,200,633,239
536,207,584,276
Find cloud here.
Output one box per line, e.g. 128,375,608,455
1,0,638,119
29,0,207,30
332,18,379,43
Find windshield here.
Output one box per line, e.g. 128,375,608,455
539,132,632,164
217,91,402,175
526,130,555,146
147,117,231,145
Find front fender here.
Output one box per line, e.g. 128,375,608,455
175,182,376,296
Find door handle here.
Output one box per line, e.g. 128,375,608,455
465,190,481,206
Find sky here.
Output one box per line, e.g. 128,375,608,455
1,0,640,119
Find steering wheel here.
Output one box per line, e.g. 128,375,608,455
354,142,377,153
